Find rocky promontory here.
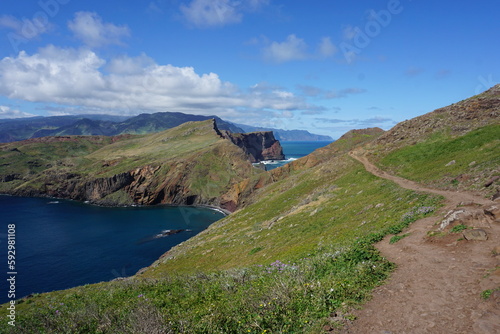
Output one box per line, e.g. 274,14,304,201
0,120,266,209
221,131,285,163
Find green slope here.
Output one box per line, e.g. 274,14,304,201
1,87,498,333
367,84,500,198
0,120,259,206
0,128,442,333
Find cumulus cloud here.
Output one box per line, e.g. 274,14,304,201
0,46,313,123
317,37,337,58
342,25,358,40
180,0,268,28
0,15,23,31
259,35,337,63
68,12,130,48
263,34,309,63
0,105,36,119
0,14,53,46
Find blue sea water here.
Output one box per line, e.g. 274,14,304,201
0,141,330,303
260,140,333,170
0,196,225,303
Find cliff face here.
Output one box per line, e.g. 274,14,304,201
222,131,285,163
0,120,262,209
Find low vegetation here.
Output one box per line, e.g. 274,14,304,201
1,86,498,333
4,194,438,333
378,124,500,197
1,131,442,333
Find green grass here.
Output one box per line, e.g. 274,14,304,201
480,287,499,300
0,199,439,333
2,212,433,333
450,224,468,233
378,124,500,194
389,233,410,244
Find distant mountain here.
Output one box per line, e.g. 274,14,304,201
0,112,244,143
0,115,130,142
235,124,333,141
0,111,332,143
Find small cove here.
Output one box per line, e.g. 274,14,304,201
0,196,225,303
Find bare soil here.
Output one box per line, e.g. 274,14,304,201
338,151,500,334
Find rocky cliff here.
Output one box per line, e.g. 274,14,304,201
222,131,285,163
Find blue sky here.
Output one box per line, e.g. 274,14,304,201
0,0,498,138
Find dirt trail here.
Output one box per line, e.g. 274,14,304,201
339,150,500,334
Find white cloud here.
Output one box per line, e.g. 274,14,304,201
68,12,130,48
147,1,164,14
259,35,338,63
0,14,52,40
180,0,268,28
263,34,308,63
0,16,22,31
318,37,337,58
342,25,358,40
181,0,241,28
0,46,313,124
0,105,36,119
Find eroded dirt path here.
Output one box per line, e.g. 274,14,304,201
339,151,500,334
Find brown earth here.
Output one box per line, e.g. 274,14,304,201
337,150,500,334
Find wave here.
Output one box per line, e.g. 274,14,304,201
256,157,298,165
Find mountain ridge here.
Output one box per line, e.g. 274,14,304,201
0,111,332,142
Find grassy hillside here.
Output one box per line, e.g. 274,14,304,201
1,87,498,333
0,129,442,333
378,124,499,197
366,84,500,198
0,120,259,206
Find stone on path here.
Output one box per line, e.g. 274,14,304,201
462,229,488,241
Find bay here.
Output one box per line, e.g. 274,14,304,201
0,196,224,303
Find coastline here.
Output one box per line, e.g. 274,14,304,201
196,204,232,216
0,192,232,215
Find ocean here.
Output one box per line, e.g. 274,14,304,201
259,141,333,170
0,140,332,302
0,197,225,303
